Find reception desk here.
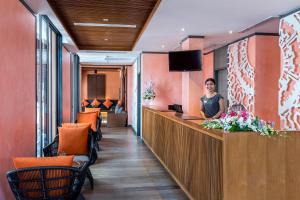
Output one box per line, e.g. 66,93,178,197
142,106,300,200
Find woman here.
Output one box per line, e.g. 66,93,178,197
200,78,225,119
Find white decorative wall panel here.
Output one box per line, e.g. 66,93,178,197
227,38,255,114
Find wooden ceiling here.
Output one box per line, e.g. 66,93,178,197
47,0,160,51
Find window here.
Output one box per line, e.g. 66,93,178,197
36,15,62,156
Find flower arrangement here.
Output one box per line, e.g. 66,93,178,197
143,80,156,100
202,111,278,136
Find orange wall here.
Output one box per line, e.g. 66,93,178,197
228,35,281,127
0,0,36,199
62,47,71,122
202,52,214,92
181,38,207,116
141,53,182,107
81,69,121,100
254,35,280,128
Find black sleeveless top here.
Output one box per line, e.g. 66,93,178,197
200,94,223,118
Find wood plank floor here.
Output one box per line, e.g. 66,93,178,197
81,127,188,200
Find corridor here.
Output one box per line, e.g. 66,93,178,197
81,127,188,200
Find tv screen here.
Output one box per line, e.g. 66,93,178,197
169,50,202,71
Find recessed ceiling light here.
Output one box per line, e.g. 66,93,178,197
104,38,108,41
102,18,109,22
181,28,185,32
229,30,233,34
74,22,137,28
161,45,165,49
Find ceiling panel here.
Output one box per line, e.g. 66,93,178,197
47,0,160,50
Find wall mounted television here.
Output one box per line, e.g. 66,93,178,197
169,50,202,71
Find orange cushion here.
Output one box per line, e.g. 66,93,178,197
103,100,113,109
81,99,89,107
61,123,92,129
77,112,98,132
85,107,101,117
58,126,89,155
13,156,74,169
91,98,101,107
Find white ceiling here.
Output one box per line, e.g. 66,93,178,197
134,0,300,52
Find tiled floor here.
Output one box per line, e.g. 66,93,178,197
81,127,188,200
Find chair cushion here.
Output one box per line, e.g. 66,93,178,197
82,99,90,107
73,155,90,162
85,107,101,117
77,112,98,132
103,99,113,109
91,98,101,107
13,156,74,169
58,126,89,155
61,122,92,129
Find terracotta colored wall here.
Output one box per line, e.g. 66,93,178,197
255,36,280,128
81,69,121,100
181,38,204,116
127,66,134,125
141,53,182,107
0,0,36,199
62,47,71,122
202,52,214,92
228,35,280,128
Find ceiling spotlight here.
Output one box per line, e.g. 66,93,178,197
161,45,165,49
229,30,233,34
181,28,185,32
102,18,109,22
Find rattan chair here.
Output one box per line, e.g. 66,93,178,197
7,165,87,200
43,132,97,189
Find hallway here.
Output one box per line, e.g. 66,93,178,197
81,127,188,200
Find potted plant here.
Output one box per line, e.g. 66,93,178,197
143,80,156,105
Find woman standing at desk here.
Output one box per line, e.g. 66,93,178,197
200,78,225,119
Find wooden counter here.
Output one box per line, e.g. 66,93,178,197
142,106,300,200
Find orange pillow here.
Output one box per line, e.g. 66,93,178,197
85,107,101,117
13,156,74,169
81,99,89,107
61,123,92,129
77,112,98,132
91,98,101,107
58,126,89,155
103,100,113,109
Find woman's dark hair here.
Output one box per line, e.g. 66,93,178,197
205,78,216,85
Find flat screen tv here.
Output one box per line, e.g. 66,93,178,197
169,50,201,71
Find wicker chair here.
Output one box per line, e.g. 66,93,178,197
43,132,97,189
7,165,87,200
75,114,102,152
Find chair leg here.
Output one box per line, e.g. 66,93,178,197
87,168,94,190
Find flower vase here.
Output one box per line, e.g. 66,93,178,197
144,99,154,106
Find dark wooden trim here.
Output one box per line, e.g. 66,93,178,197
204,32,279,55
19,0,36,16
280,7,300,18
181,35,205,44
132,0,162,50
